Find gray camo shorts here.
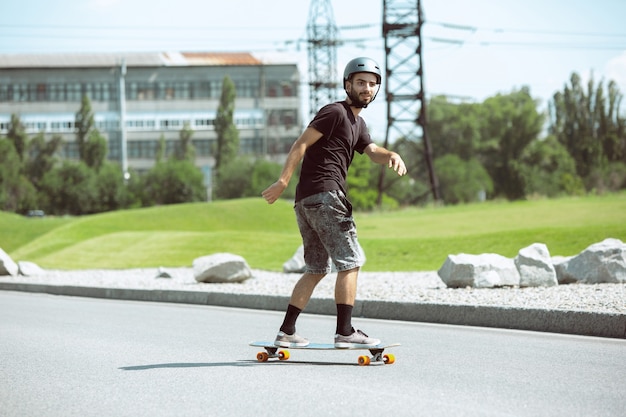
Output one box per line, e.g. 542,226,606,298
294,190,364,274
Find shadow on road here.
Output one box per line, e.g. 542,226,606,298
119,360,360,370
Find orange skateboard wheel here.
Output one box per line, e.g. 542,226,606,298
256,352,269,362
358,355,371,366
383,353,395,364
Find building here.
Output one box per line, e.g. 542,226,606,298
0,52,302,175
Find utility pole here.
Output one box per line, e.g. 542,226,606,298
306,0,340,118
378,0,439,205
118,58,129,181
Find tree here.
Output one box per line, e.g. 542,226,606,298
214,157,254,199
427,96,482,161
249,158,296,200
39,161,97,215
6,114,28,161
0,138,37,213
434,154,493,204
75,95,107,170
378,137,430,205
347,153,380,210
155,134,167,163
550,73,626,188
141,160,205,205
478,88,545,199
24,133,62,189
93,162,135,212
75,95,95,161
174,122,195,162
83,129,108,171
516,135,584,197
214,76,239,178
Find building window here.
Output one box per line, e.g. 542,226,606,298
136,83,155,100
191,81,210,99
236,80,258,98
13,84,28,101
0,84,8,101
160,119,182,129
24,121,47,132
127,82,137,100
194,118,214,129
128,140,157,159
175,82,189,99
62,142,79,159
36,84,47,100
192,139,211,156
108,132,120,159
50,121,75,132
210,81,221,98
49,84,65,101
66,83,82,101
282,83,294,97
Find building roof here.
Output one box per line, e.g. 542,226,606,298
0,51,295,69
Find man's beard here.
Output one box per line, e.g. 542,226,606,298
347,88,373,108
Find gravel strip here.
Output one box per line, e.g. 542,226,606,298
1,268,624,315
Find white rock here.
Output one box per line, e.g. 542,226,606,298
437,253,520,288
193,253,252,283
0,248,18,277
283,245,306,273
556,238,626,284
155,267,173,279
515,243,558,287
18,261,45,276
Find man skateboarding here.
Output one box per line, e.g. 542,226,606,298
262,57,407,348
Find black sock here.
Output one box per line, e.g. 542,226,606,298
336,304,354,336
279,304,302,335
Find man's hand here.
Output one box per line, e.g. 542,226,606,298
262,180,287,204
388,152,407,176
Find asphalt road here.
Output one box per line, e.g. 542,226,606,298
1,291,624,417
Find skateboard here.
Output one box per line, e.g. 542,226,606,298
249,341,400,366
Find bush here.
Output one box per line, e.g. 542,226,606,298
141,160,206,205
517,136,584,197
586,162,626,193
39,161,98,215
434,154,493,204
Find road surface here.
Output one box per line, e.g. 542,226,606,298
1,291,624,416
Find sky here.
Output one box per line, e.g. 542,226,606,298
1,0,625,140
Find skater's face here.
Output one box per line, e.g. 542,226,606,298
346,72,379,107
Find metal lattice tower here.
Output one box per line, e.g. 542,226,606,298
380,0,439,202
307,0,340,118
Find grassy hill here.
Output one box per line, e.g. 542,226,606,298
2,193,625,272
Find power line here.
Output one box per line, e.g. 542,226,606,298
428,37,626,50
427,20,626,38
2,20,626,53
2,20,625,38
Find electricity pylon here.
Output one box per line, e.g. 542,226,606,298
306,0,340,118
379,0,440,203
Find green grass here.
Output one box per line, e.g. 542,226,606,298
2,193,625,271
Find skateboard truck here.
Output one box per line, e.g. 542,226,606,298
250,342,399,366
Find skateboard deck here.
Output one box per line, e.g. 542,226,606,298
249,341,400,366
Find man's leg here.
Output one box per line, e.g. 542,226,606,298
277,272,325,337
335,267,359,336
290,272,327,310
334,267,381,347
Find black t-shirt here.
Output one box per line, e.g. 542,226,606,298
295,101,373,202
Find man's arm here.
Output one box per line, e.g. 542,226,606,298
364,143,408,176
262,127,324,204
